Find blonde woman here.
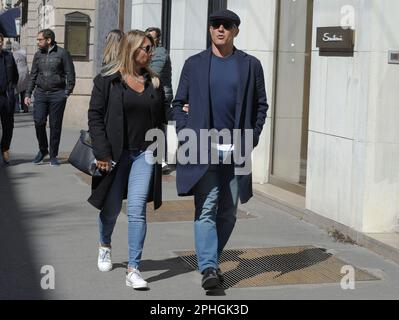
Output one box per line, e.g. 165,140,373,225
102,29,124,72
88,30,169,290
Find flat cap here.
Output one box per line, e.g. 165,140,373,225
209,9,241,27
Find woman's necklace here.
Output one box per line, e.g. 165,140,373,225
129,74,145,84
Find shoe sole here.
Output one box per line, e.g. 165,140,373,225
202,277,220,290
126,280,148,290
98,265,113,272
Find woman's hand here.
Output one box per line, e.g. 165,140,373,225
183,104,189,113
96,156,112,172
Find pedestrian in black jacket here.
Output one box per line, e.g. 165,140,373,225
0,33,19,165
88,30,169,290
25,29,76,166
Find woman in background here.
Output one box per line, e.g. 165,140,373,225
12,42,30,113
102,29,124,72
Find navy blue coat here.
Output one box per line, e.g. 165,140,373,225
172,48,268,204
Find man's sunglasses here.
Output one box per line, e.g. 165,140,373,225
211,20,236,30
139,45,154,54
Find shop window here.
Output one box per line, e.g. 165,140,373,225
65,12,91,61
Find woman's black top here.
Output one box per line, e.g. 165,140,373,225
123,82,155,152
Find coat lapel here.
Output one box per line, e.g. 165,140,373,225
199,48,213,128
111,76,124,108
234,50,250,129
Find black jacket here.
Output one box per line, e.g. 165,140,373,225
0,50,19,89
0,50,18,113
87,72,169,210
26,44,75,97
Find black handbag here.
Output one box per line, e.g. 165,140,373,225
68,130,102,177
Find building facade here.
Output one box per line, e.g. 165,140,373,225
121,0,399,237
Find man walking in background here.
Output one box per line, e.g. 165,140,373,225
25,29,75,167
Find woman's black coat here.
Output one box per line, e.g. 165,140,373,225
87,72,168,210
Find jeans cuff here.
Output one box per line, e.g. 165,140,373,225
199,264,218,274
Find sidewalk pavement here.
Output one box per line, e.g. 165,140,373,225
1,113,399,300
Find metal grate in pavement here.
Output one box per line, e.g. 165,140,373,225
176,246,379,289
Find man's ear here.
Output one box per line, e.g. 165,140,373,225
234,28,240,38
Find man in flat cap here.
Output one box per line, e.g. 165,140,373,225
173,9,268,291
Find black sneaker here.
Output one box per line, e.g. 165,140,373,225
201,267,220,290
50,158,61,167
32,150,49,164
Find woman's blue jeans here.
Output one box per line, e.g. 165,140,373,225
98,150,154,269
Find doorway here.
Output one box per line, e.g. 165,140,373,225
270,0,313,196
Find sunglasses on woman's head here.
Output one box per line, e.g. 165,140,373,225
211,20,236,30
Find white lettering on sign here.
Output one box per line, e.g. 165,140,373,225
323,33,344,42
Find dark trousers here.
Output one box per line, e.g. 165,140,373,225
33,90,67,158
0,93,14,152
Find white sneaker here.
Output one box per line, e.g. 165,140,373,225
98,247,112,272
126,269,148,290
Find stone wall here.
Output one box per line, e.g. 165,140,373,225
93,0,119,75
307,0,399,233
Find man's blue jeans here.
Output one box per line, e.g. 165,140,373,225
193,160,239,273
98,150,154,269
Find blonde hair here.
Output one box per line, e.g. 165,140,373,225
101,29,124,74
102,30,160,89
